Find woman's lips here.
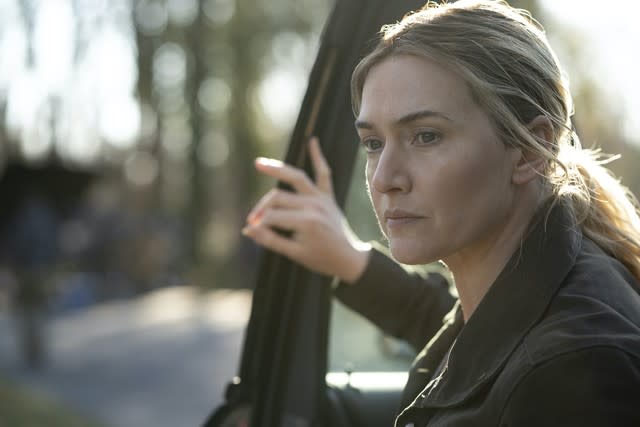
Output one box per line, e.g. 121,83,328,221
384,209,424,228
386,217,422,228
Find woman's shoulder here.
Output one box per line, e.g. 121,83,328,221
497,266,640,424
522,235,640,364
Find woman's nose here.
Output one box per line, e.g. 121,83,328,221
369,145,411,194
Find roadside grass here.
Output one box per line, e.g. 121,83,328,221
0,378,104,427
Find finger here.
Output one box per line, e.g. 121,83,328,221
247,189,276,224
242,223,300,259
257,208,315,232
308,137,334,195
255,157,316,194
247,189,310,224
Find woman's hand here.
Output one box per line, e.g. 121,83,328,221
242,137,371,284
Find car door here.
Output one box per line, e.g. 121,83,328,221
204,1,429,426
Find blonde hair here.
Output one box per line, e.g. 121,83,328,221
351,0,640,281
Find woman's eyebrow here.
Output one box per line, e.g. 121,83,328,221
354,119,375,130
355,109,453,130
397,109,453,125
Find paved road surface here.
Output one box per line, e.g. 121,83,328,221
0,286,252,427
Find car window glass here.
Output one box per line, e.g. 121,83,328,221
328,148,416,373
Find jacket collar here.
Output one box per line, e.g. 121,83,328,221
415,200,582,408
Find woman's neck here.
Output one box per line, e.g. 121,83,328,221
444,188,542,322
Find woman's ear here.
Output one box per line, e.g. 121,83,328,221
512,115,554,185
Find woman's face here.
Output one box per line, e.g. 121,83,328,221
355,55,520,265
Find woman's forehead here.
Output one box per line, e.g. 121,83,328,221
358,55,476,124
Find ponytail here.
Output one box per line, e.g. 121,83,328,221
553,139,640,282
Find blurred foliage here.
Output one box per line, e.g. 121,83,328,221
0,0,332,292
0,0,638,294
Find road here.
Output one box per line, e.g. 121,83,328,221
0,286,251,427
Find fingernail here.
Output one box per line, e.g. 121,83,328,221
247,208,262,224
255,157,283,167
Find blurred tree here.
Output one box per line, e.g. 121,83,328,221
132,0,330,287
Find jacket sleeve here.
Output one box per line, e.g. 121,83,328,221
500,347,640,427
333,242,456,351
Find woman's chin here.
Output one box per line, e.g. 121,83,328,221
389,242,435,265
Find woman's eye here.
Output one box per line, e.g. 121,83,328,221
415,131,440,145
361,138,383,152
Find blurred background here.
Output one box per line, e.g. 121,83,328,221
0,0,638,426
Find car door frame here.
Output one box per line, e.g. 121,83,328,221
204,1,430,426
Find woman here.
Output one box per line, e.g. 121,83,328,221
243,1,640,425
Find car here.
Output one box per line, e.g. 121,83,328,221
205,1,435,426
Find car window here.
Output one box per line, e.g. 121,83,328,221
328,148,416,373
